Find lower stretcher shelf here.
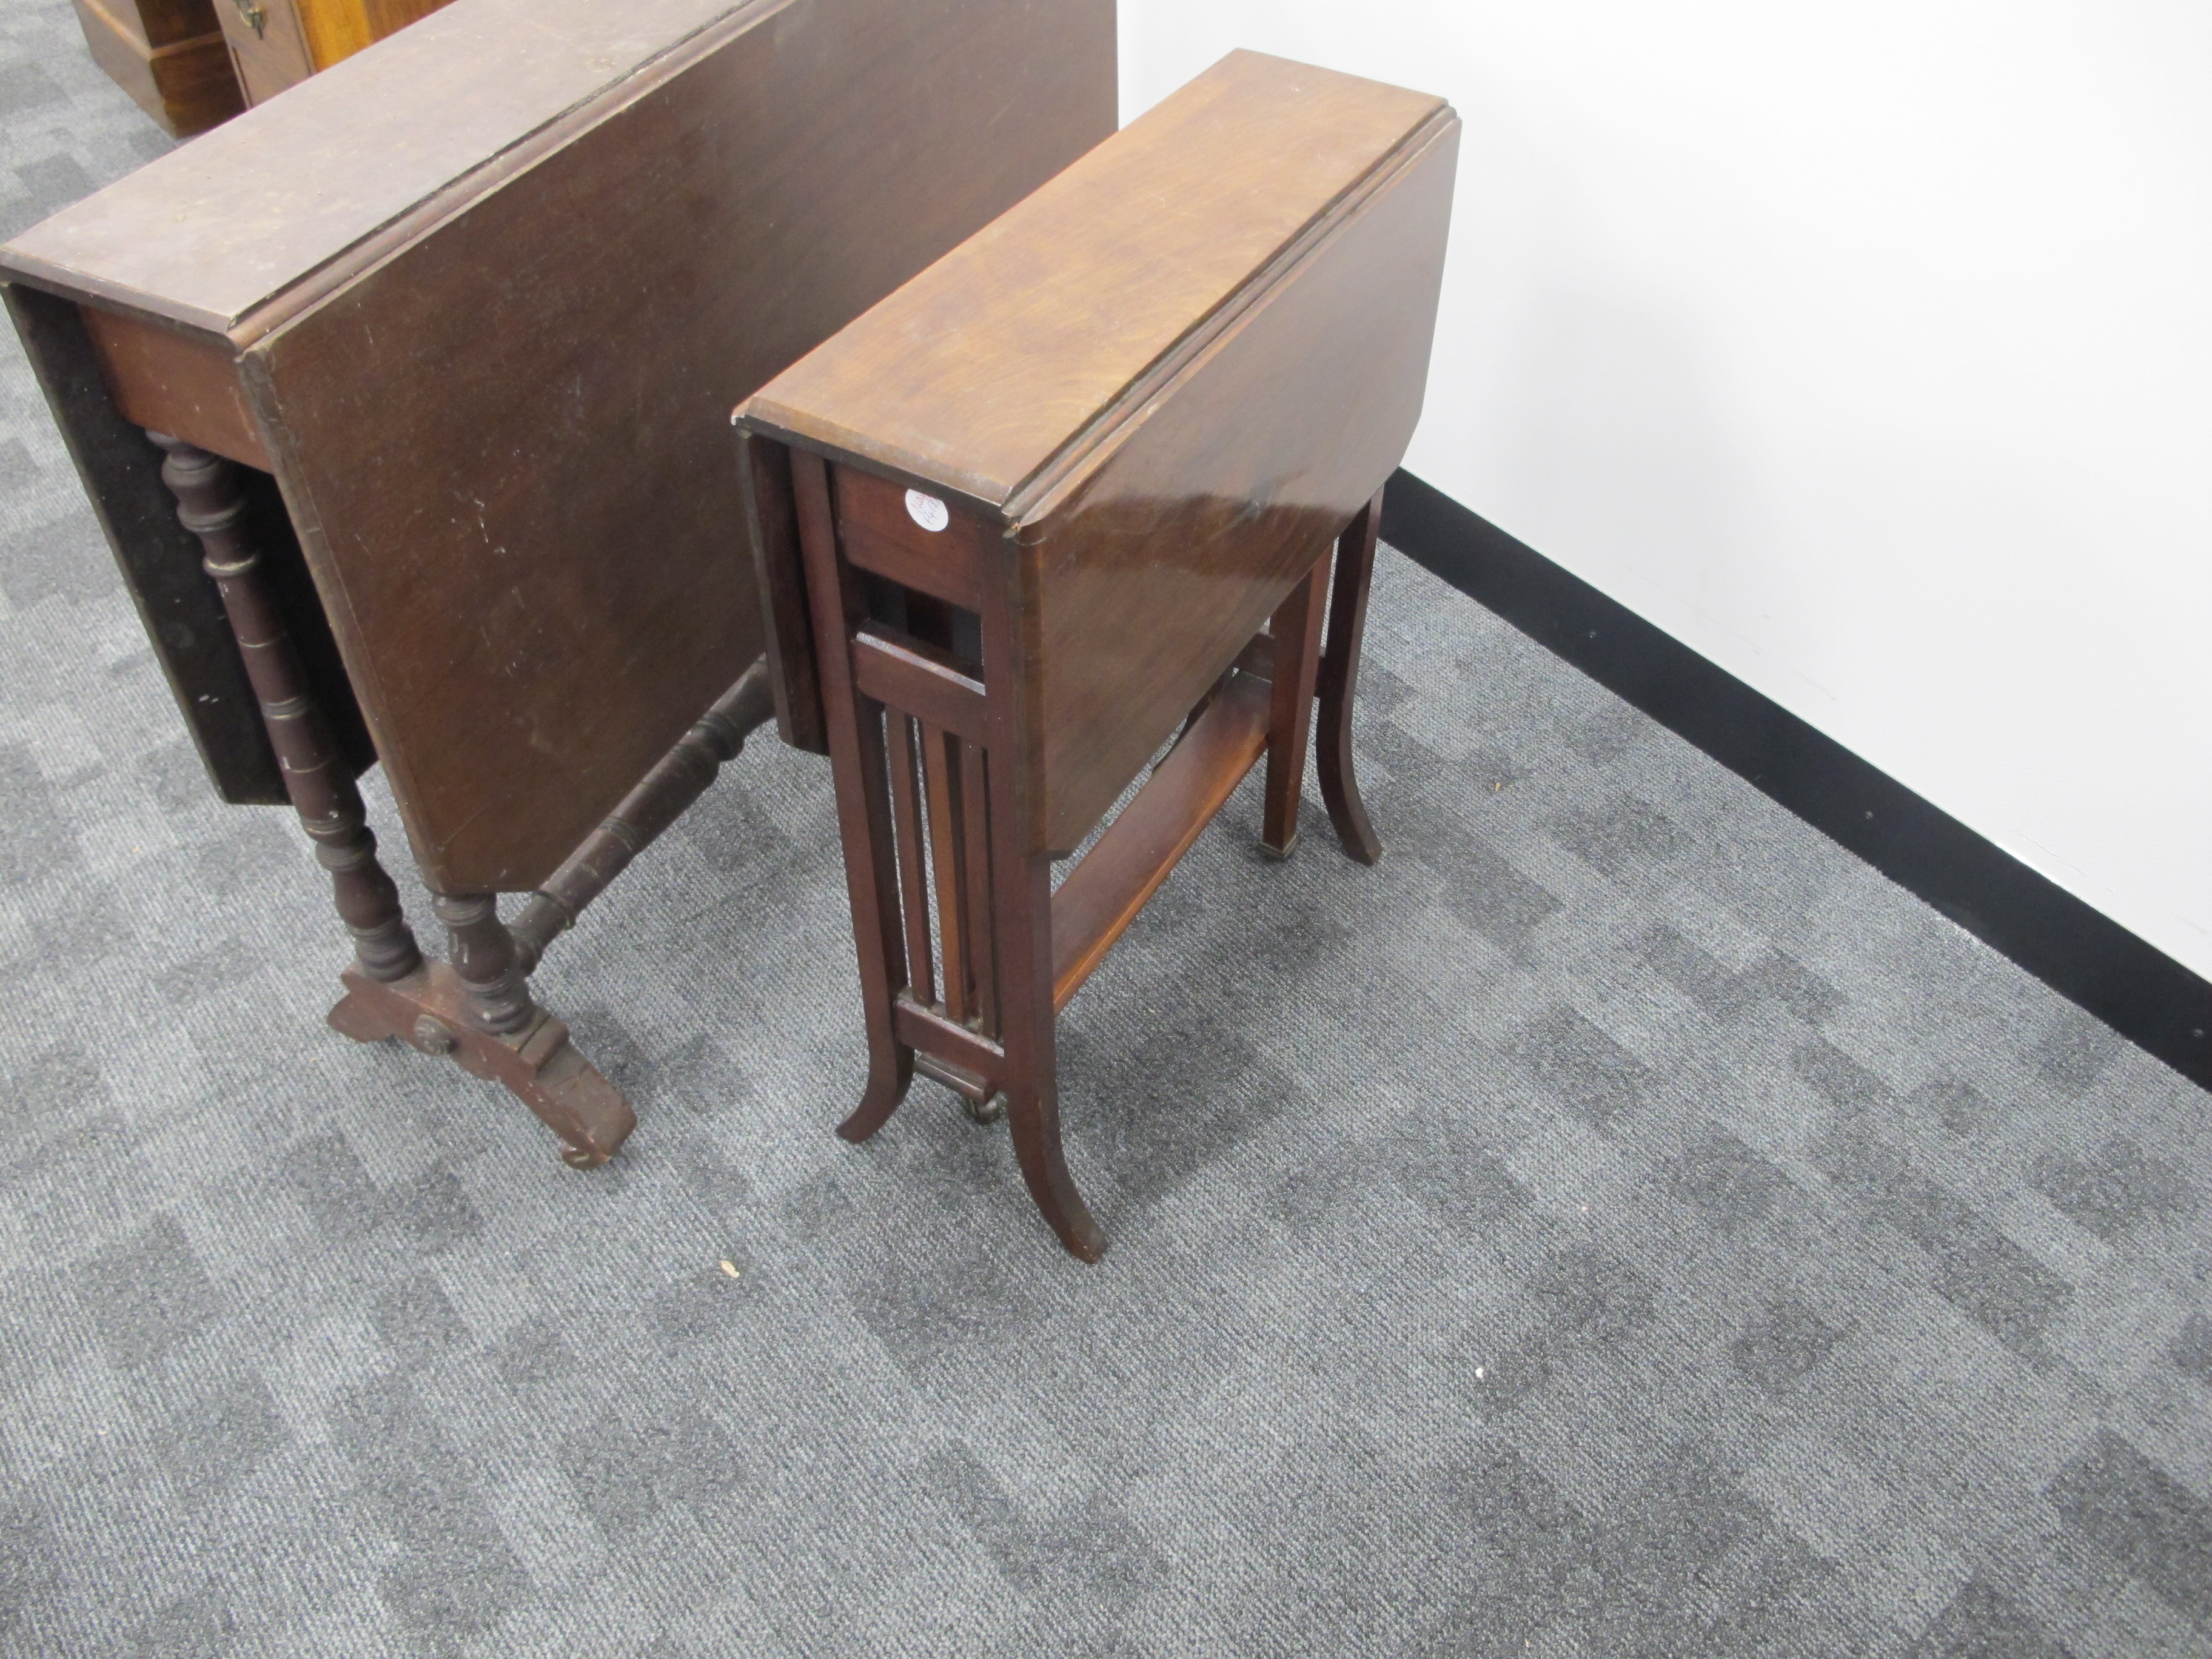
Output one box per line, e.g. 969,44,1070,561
1049,669,1273,1010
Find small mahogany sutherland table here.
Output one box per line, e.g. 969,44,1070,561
1,0,1113,1168
737,50,1459,1259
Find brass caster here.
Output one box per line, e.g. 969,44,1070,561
964,1091,1007,1126
411,1014,458,1055
560,1144,611,1170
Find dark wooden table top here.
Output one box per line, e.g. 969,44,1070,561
7,0,761,337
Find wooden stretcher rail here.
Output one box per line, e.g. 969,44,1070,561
894,994,1006,1081
1048,668,1272,1010
852,628,988,745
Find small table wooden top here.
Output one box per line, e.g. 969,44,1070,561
746,47,1459,856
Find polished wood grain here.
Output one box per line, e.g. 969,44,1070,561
742,51,1452,1257
746,50,1446,506
747,49,1459,854
1021,116,1457,852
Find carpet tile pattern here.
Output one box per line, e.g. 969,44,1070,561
2,5,2208,1653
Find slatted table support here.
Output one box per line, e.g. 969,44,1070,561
740,50,1456,1258
789,449,1386,1260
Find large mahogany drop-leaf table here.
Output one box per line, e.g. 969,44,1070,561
1,0,1115,1168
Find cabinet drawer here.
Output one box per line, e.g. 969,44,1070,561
216,0,311,104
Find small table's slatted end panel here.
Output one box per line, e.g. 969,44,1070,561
251,0,1114,893
2,283,287,802
1024,114,1461,854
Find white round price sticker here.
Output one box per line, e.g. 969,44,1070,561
904,489,950,533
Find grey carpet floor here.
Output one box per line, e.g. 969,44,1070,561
4,8,2211,1657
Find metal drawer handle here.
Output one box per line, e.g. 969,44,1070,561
233,0,267,37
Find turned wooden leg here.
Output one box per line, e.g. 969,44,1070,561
154,435,632,1169
1261,554,1330,858
1316,489,1384,865
790,451,914,1140
150,434,423,980
433,891,535,1035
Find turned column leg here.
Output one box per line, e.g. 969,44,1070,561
432,891,535,1035
150,434,423,980
153,434,633,1170
1316,489,1384,865
1261,554,1330,858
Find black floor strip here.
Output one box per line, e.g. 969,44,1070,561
1380,467,2211,1093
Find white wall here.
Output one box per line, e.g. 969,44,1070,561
1120,1,2212,983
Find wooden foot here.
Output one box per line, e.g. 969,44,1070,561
1005,1082,1104,1262
1316,488,1383,865
836,1042,917,1143
993,833,1104,1261
329,962,635,1167
1262,554,1330,858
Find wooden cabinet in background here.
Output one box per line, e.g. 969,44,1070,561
215,0,454,106
70,0,244,136
73,0,456,133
